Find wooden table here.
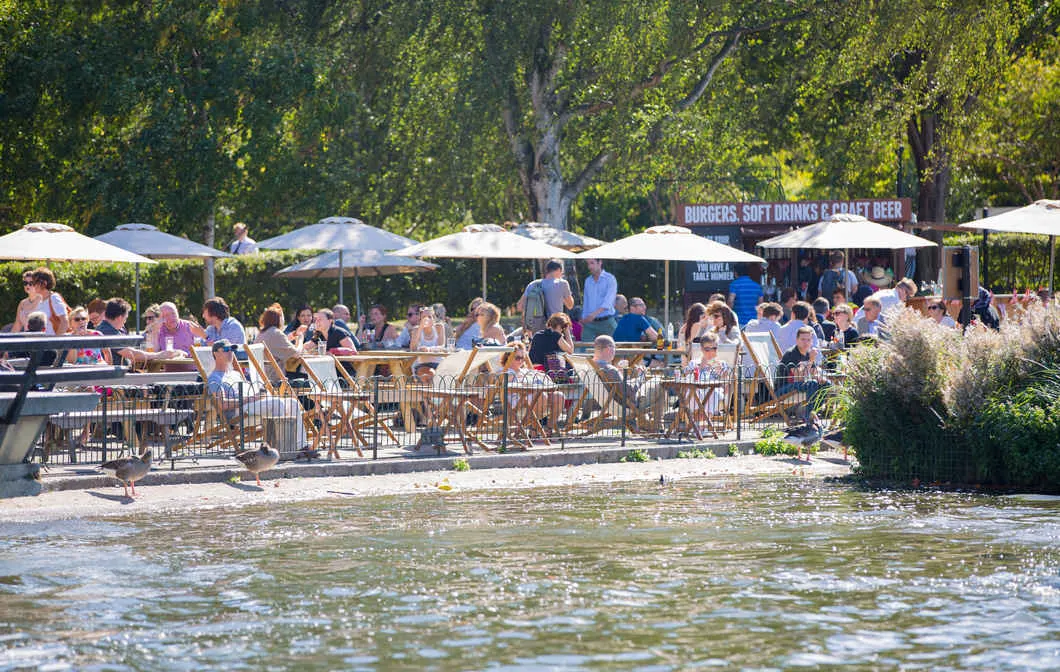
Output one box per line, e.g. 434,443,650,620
333,351,429,379
145,356,197,373
662,378,726,440
335,351,456,432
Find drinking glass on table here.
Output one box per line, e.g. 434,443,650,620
317,340,326,356
165,336,175,352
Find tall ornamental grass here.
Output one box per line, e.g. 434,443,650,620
834,302,1060,489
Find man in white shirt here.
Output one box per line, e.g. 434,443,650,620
854,278,917,322
776,302,819,353
581,259,618,341
228,222,258,255
744,302,783,341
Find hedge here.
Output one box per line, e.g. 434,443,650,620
944,232,1058,292
0,252,678,327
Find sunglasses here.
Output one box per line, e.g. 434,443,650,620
145,315,158,321
928,306,942,311
72,316,88,323
22,281,33,287
702,346,718,351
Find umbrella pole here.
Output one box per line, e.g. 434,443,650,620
482,259,487,300
134,263,140,332
354,269,362,321
1043,234,1051,294
338,250,344,306
664,261,670,327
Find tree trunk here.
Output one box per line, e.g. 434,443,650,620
203,211,216,299
907,110,948,284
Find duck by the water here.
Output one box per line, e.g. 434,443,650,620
235,443,280,487
100,449,152,498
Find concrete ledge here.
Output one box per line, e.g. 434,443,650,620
41,439,760,495
0,463,42,498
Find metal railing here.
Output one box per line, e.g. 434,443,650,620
32,363,833,467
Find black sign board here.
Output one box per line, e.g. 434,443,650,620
684,226,743,295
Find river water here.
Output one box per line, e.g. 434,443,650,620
2,476,1060,670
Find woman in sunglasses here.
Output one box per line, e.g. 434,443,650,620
927,299,957,328
10,270,39,333
65,306,111,365
500,343,564,436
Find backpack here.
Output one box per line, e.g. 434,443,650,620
522,280,547,332
819,269,842,299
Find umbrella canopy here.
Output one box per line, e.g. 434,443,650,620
958,200,1060,237
94,223,231,259
257,216,417,252
959,200,1060,293
256,216,420,305
510,222,604,251
273,250,439,279
0,222,156,264
94,223,231,330
576,224,766,325
274,250,440,317
756,213,937,250
391,224,576,299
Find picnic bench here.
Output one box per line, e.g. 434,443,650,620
0,334,141,496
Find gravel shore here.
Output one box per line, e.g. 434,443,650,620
0,451,853,522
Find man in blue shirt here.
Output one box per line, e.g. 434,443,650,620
727,265,763,326
612,297,659,343
581,258,618,341
202,296,246,344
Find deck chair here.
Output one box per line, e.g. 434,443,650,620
331,356,401,451
243,344,321,452
564,354,652,437
710,342,741,430
184,346,251,452
298,355,392,457
739,331,801,424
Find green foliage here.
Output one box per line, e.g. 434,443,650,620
971,387,1060,490
451,458,470,472
677,448,714,459
945,232,1058,293
727,444,740,457
754,434,797,457
620,448,651,463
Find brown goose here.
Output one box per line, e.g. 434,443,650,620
100,449,152,498
235,443,280,487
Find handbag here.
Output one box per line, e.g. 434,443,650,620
544,353,569,383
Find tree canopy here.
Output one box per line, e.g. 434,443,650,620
0,0,1055,247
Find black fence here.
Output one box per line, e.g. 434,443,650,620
32,363,831,467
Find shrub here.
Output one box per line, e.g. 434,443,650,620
452,458,470,472
620,448,650,463
833,302,1060,487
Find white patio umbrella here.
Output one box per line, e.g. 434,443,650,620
273,250,439,317
958,200,1060,293
757,213,937,296
256,216,419,305
95,223,231,330
391,224,577,300
575,224,766,325
510,222,604,251
0,222,156,264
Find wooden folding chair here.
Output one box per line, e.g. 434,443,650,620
184,346,250,452
297,355,392,457
563,354,650,437
243,344,321,452
739,331,802,424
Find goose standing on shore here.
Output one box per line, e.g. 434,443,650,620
235,442,280,487
784,419,823,462
100,449,152,498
